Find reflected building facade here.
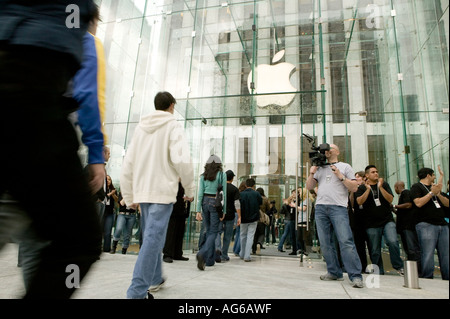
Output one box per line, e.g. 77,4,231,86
94,0,449,249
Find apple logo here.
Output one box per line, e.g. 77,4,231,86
247,50,297,108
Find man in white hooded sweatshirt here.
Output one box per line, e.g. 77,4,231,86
120,91,195,299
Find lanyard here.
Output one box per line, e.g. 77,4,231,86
420,182,437,200
370,183,379,199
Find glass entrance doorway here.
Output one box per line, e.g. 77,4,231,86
181,110,322,259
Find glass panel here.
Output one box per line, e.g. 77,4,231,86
95,1,449,266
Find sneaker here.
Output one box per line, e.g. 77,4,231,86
196,253,205,271
146,291,154,299
351,277,364,288
396,268,404,276
320,273,344,281
149,279,166,292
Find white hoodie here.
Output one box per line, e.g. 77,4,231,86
120,110,195,205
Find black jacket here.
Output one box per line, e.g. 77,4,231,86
0,0,96,72
239,188,262,223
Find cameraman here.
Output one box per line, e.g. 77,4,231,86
306,144,363,288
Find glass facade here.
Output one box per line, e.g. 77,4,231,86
95,0,449,250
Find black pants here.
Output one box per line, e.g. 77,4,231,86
163,216,186,259
0,47,102,299
400,229,422,276
252,222,266,252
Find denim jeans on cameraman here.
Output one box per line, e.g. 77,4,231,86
127,203,173,299
415,222,449,280
113,213,136,249
366,221,403,274
315,204,362,281
197,197,220,266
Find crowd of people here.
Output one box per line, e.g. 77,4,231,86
102,147,449,294
0,1,448,299
304,144,449,288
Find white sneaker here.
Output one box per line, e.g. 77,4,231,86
148,278,165,292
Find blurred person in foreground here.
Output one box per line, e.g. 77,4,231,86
0,0,104,298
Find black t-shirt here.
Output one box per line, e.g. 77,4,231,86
395,189,415,231
410,183,449,226
225,183,240,221
355,182,394,229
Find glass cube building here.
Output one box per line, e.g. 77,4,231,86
94,0,449,249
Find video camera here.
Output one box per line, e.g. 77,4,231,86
303,133,330,167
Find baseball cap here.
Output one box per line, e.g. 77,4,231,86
226,170,235,179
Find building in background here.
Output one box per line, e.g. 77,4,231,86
93,0,449,250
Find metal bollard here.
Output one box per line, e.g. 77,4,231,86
403,260,420,289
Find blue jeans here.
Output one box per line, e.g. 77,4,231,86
366,221,403,274
113,213,136,249
197,197,220,266
416,222,449,280
127,203,173,299
233,225,241,255
315,204,362,280
278,220,296,252
239,221,258,260
216,219,234,260
103,213,114,252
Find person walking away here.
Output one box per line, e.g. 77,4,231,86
306,144,363,288
239,179,262,262
219,170,240,261
232,181,247,256
196,155,227,270
120,91,195,299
